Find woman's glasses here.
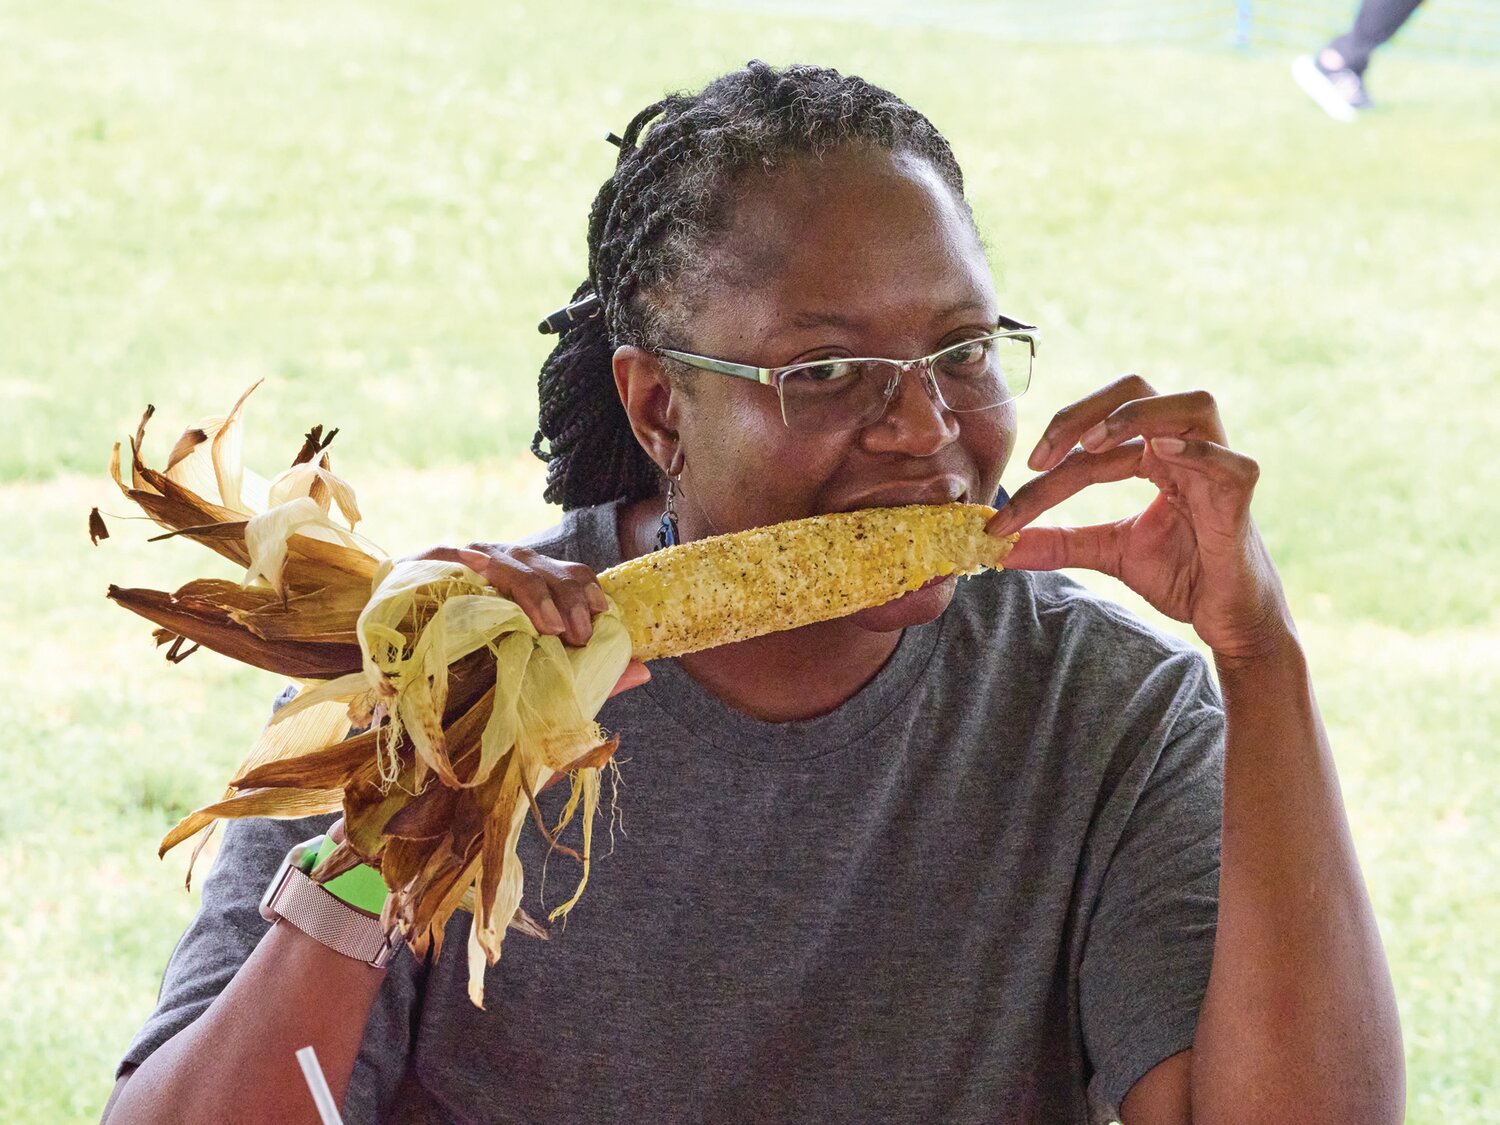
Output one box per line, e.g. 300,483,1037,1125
658,314,1037,433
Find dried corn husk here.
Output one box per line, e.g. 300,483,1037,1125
103,387,638,1005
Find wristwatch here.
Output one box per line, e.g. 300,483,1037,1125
259,836,401,968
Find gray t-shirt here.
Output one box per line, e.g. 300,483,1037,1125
120,501,1224,1124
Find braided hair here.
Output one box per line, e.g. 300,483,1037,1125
531,60,971,510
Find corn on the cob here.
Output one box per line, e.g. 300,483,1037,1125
602,504,1015,661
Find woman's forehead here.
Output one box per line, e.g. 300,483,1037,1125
691,147,994,342
722,146,975,256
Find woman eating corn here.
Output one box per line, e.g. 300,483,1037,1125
105,62,1402,1124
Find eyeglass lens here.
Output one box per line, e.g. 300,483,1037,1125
777,334,1033,433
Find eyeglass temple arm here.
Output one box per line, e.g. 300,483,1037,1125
657,349,775,385
995,315,1039,360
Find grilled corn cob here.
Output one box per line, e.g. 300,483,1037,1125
602,504,1016,661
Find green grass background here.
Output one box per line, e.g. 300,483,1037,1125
2,1,1497,1120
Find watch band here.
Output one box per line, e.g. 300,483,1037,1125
260,842,400,968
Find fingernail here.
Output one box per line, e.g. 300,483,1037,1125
1081,422,1109,451
1028,439,1052,471
987,511,1015,536
538,599,566,634
568,605,593,641
1152,437,1187,455
585,586,608,613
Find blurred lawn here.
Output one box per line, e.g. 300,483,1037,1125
2,1,1497,1121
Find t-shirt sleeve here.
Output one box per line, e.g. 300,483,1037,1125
1079,653,1225,1121
116,691,423,1123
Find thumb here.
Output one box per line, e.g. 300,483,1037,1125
610,660,651,697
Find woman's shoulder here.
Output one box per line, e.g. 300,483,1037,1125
947,567,1209,680
513,501,623,571
937,570,1222,751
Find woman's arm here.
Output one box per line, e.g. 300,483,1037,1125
105,921,386,1123
989,375,1403,1123
1188,630,1403,1121
1117,628,1404,1125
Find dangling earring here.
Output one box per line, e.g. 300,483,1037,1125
655,477,680,550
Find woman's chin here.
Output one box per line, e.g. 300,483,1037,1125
848,575,957,633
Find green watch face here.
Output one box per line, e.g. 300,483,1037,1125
307,835,391,916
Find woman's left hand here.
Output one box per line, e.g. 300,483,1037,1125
986,374,1293,663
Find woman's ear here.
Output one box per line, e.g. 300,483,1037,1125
613,345,683,475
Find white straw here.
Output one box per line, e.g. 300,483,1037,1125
295,1045,346,1125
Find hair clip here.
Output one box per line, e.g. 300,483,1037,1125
537,293,603,335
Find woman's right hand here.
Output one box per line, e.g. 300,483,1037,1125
412,542,650,695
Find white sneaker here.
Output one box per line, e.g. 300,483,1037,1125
1292,55,1363,122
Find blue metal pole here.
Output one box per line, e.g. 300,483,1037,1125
1234,0,1253,48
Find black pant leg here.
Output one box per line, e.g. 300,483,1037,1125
1326,0,1427,74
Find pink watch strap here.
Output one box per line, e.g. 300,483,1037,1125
262,863,400,968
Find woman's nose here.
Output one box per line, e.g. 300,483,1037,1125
863,362,958,455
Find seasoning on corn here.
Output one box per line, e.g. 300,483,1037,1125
602,504,1014,662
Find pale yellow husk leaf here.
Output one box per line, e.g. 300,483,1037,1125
353,557,634,1004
